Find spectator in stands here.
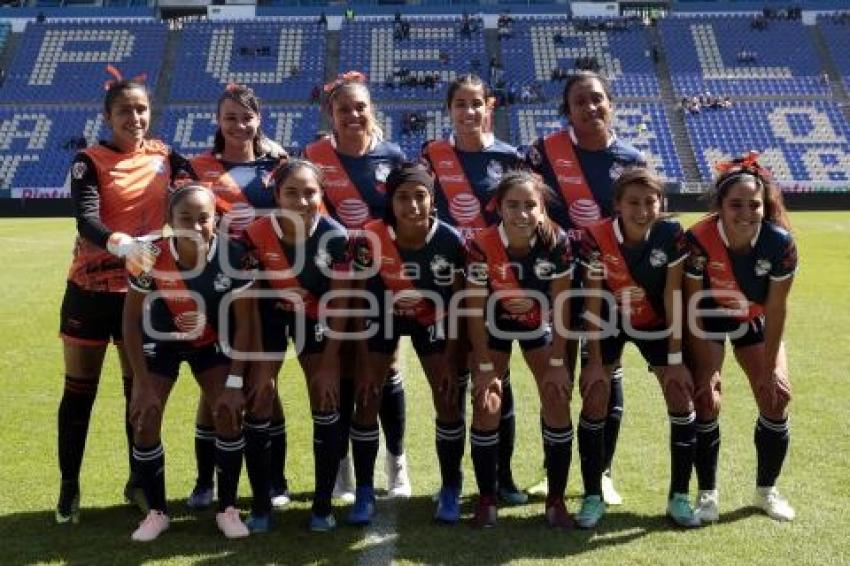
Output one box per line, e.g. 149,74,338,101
36,11,45,24
420,74,528,518
55,70,194,529
304,71,410,516
310,83,322,104
525,71,646,512
345,8,354,22
186,84,287,533
318,12,327,27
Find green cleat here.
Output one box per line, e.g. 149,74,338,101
575,495,606,529
667,493,701,528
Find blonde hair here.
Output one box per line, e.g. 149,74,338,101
325,81,384,141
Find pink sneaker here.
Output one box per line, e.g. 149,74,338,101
216,506,250,539
131,510,169,542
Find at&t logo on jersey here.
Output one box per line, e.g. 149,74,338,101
449,193,481,224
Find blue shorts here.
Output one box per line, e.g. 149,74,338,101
367,315,447,356
59,281,124,346
488,318,552,353
260,300,327,358
143,340,229,380
700,314,765,348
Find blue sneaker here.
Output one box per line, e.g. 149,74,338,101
245,513,271,533
186,484,214,510
434,486,461,524
347,486,376,526
309,513,337,533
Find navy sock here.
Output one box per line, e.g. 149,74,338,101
133,442,166,513
498,373,517,488
312,411,340,517
436,419,465,490
544,422,574,499
268,418,287,491
122,375,133,475
695,419,720,491
350,423,380,488
470,428,499,498
338,378,354,460
603,368,624,473
379,371,405,456
57,376,98,483
215,435,245,511
755,415,790,487
244,418,271,516
578,416,605,496
194,424,216,489
669,412,696,496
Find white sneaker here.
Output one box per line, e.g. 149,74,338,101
131,510,169,542
386,453,412,498
754,487,795,522
332,456,356,503
694,489,720,523
216,506,250,538
601,472,623,506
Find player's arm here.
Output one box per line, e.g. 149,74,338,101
70,153,111,248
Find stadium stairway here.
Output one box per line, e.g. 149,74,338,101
151,29,182,127
0,31,22,89
808,25,850,122
320,27,340,133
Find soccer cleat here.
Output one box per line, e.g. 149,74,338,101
270,486,291,509
332,456,355,503
694,489,720,523
309,513,337,533
131,510,169,542
667,493,701,528
55,481,80,525
601,472,623,506
186,484,215,510
545,497,574,530
347,486,376,526
498,478,529,506
434,486,461,524
245,513,271,534
754,487,795,522
575,495,606,529
526,475,548,498
386,452,412,498
123,475,149,515
216,506,250,539
472,495,497,528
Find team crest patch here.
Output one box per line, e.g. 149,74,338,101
374,162,391,183
315,249,332,269
430,254,451,276
534,258,556,279
609,162,625,181
71,161,87,180
135,273,153,290
213,273,232,292
486,160,503,181
527,146,542,167
355,242,372,267
690,255,707,272
150,156,166,175
649,248,668,267
754,258,772,277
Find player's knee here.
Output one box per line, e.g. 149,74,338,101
755,380,791,419
246,378,275,420
581,380,609,420
131,397,163,445
662,377,694,414
214,402,242,438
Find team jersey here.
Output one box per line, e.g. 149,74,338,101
421,137,522,230
580,217,688,328
685,215,797,321
304,136,405,229
243,214,350,319
68,140,194,292
191,151,279,235
352,219,465,325
526,129,644,239
467,224,573,328
128,236,253,345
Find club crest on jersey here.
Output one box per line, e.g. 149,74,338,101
754,258,772,277
150,156,166,175
486,160,504,182
374,162,391,183
533,258,556,279
690,255,707,272
213,273,232,292
315,249,332,269
430,254,451,277
527,146,542,167
609,162,625,180
649,248,668,268
355,242,372,267
135,273,154,290
71,161,87,180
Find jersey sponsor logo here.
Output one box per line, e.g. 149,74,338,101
649,248,668,267
568,198,602,227
374,162,392,183
213,273,232,292
438,160,454,168
337,198,371,228
557,175,584,185
71,161,87,180
754,258,772,277
486,160,504,181
449,193,482,225
440,174,465,183
555,158,575,168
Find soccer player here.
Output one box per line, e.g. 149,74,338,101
304,72,410,500
56,74,193,525
527,71,645,503
123,184,254,541
243,158,352,532
684,153,797,523
348,163,466,525
465,171,574,529
577,167,699,528
187,84,291,515
420,74,526,505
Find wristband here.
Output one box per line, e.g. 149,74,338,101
549,358,564,367
667,352,683,366
225,374,244,389
478,362,494,372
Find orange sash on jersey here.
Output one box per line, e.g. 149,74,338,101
475,226,542,328
364,220,438,326
586,219,664,329
305,138,372,229
425,140,487,231
690,215,763,322
543,131,602,228
190,152,251,214
244,215,319,318
151,240,218,347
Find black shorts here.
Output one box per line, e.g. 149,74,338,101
59,280,125,346
367,315,447,356
600,325,669,367
143,340,230,380
700,314,765,348
260,302,328,358
488,318,552,353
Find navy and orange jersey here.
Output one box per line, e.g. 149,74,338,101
304,137,405,228
685,216,798,312
467,224,573,328
243,214,350,318
127,236,253,345
421,137,522,228
525,130,644,237
352,219,465,323
580,217,688,325
68,140,195,292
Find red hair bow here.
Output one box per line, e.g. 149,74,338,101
714,150,772,179
225,82,246,93
323,70,368,94
103,64,147,91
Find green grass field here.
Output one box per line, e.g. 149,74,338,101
0,213,848,565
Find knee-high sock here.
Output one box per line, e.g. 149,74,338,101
603,367,624,474
669,412,696,496
58,375,98,484
312,411,340,517
194,424,216,489
244,418,271,516
338,378,354,460
498,372,516,487
216,435,245,511
268,418,287,491
755,415,789,487
350,423,380,488
544,422,574,500
133,442,166,513
436,420,465,490
695,418,720,491
470,428,498,498
379,371,405,456
578,416,605,496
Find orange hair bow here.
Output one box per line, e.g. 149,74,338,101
103,64,147,91
225,82,247,93
714,150,772,179
323,70,368,94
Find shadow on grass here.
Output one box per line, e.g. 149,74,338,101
0,493,765,565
